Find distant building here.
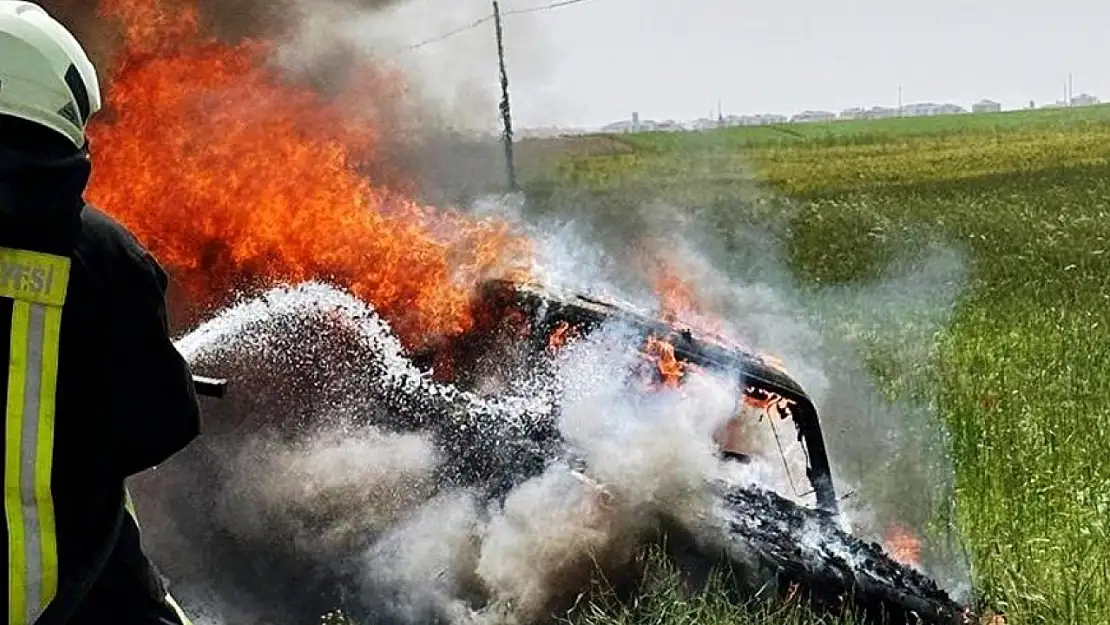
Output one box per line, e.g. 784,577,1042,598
900,102,967,116
596,90,1099,136
900,102,935,116
601,119,638,133
866,106,900,119
717,113,788,127
1071,93,1100,106
839,107,868,120
935,103,967,114
655,120,685,132
791,110,837,123
690,117,720,131
972,99,1002,113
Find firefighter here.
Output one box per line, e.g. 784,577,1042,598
0,2,201,624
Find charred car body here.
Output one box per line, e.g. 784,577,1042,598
183,278,975,625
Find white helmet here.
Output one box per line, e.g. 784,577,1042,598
0,1,101,149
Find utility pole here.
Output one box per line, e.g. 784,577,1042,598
492,1,517,192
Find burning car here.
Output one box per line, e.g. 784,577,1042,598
440,278,973,624
183,277,974,625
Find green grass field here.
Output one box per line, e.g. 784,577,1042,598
499,105,1108,625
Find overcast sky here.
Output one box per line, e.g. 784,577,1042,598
354,0,1104,130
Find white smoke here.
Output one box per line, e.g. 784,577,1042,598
360,490,488,624
272,0,563,134
147,276,778,625
465,190,973,598
138,180,972,624
218,425,442,555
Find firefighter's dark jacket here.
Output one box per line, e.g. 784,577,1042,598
0,142,201,623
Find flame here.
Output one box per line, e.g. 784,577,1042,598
642,335,686,388
646,252,762,353
84,0,531,349
742,387,793,417
547,321,579,353
883,523,923,568
645,251,799,381
650,261,731,343
653,269,703,328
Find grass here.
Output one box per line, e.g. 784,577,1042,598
503,105,1109,625
321,544,868,625
562,546,867,625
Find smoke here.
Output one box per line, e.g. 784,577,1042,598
496,166,974,599
363,325,764,625
218,426,441,556
40,0,560,206
437,185,973,577
270,0,563,202
122,168,974,625
306,0,559,131
40,0,413,58
360,490,488,624
134,277,777,625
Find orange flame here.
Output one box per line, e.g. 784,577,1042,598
547,321,579,353
742,387,793,418
654,269,702,328
646,252,796,379
645,251,756,354
643,335,686,388
84,0,531,349
651,261,729,342
883,523,923,568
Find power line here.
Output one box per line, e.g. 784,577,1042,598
407,0,598,51
408,14,494,50
502,0,594,17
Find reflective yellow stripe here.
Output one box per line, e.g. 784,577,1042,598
124,487,138,525
164,592,193,625
36,305,62,615
6,302,30,625
3,248,68,625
